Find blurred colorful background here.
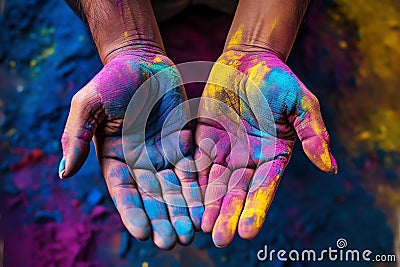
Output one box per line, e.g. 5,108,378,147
0,0,399,266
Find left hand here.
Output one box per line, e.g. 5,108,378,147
59,50,203,249
195,49,337,247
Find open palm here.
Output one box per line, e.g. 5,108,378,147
60,51,203,249
196,50,337,247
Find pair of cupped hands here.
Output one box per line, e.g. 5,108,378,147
59,46,337,250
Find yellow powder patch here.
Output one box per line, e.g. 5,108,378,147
227,25,244,49
203,83,240,123
203,57,246,120
319,142,332,169
153,57,163,64
218,50,245,67
334,0,400,154
206,63,239,98
213,197,244,237
7,128,16,137
266,18,278,40
222,197,243,219
38,45,55,60
358,131,370,140
362,109,400,152
298,99,331,170
247,61,270,87
301,96,323,137
331,0,400,252
30,60,37,68
339,40,348,49
243,61,271,118
241,178,279,229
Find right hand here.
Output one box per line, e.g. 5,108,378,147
196,49,337,247
59,49,203,249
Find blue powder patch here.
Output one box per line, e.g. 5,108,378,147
58,157,65,174
174,219,193,236
191,205,204,221
112,196,118,208
87,188,103,205
142,199,167,220
264,67,302,118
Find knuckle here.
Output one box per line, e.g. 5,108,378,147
177,173,196,185
139,178,162,194
307,92,320,108
162,187,182,197
71,90,87,107
312,95,320,108
71,87,98,109
227,187,247,196
111,180,136,190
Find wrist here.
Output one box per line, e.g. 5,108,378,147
223,44,285,62
102,39,166,64
80,0,165,64
224,0,310,61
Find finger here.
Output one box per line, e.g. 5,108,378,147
194,147,211,199
59,85,104,178
201,164,231,233
194,122,227,198
238,157,287,239
156,170,194,245
293,89,338,174
175,158,204,231
212,168,253,248
100,157,151,241
133,169,176,250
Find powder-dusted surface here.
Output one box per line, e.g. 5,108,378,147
0,1,398,267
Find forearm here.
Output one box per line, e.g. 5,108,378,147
66,0,165,64
224,0,310,61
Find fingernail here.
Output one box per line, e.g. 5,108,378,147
58,157,65,179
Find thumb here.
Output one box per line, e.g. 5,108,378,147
292,89,338,174
59,85,104,179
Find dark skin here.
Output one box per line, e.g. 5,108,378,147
61,0,337,249
197,0,336,247
61,0,203,250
